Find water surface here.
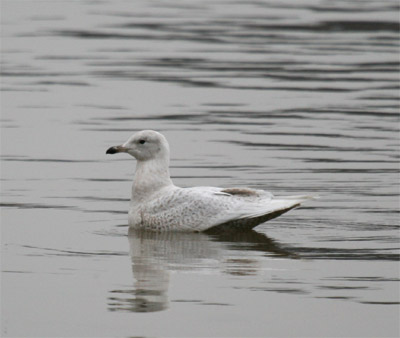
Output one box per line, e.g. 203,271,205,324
1,0,399,337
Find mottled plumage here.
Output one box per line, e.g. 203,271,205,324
106,130,313,232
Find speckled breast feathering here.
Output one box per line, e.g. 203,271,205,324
106,130,314,232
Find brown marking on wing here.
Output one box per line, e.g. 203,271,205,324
220,188,259,197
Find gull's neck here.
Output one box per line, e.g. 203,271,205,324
132,157,174,202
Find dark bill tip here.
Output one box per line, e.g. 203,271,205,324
106,146,118,154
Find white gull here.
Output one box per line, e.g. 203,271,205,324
106,130,313,232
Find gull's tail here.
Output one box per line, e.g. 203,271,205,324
206,195,317,233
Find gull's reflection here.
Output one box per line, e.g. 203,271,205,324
108,228,295,313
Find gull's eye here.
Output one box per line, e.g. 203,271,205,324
139,139,146,145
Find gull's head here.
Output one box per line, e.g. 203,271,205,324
106,130,170,161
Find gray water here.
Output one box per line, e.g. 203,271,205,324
1,0,399,337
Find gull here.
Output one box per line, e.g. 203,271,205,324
106,130,313,232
